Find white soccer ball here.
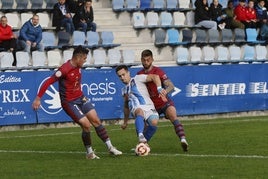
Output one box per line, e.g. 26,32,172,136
135,143,150,156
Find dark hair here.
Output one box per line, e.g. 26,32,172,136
141,49,153,58
73,45,89,56
115,65,128,73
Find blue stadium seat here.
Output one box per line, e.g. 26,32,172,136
125,0,139,11
112,0,125,12
159,12,173,28
30,0,44,9
100,31,121,48
45,0,58,9
57,31,71,48
234,28,246,45
154,28,166,46
243,45,255,62
1,0,14,10
166,0,178,11
208,29,221,45
182,29,193,44
175,46,190,64
73,30,86,46
86,31,100,48
42,31,58,50
195,29,208,44
152,0,165,11
140,0,152,11
15,0,29,9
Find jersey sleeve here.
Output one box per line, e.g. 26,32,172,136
134,74,147,83
37,68,65,98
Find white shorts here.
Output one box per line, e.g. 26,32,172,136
131,107,159,122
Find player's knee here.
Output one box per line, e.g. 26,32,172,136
147,115,158,126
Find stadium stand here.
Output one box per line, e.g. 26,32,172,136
108,48,122,64
243,45,256,62
112,0,125,12
16,51,30,68
30,0,44,10
93,49,107,65
32,51,47,67
1,0,268,69
15,0,29,10
0,52,14,68
159,11,173,28
174,46,189,65
86,31,100,48
47,49,62,67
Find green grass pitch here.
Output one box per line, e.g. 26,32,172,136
0,116,268,178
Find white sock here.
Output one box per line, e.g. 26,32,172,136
105,140,113,149
86,146,93,154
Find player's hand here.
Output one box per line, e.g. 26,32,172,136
32,97,41,110
121,123,128,130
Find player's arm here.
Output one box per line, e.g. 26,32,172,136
32,76,57,110
162,78,175,94
146,74,167,96
121,95,130,130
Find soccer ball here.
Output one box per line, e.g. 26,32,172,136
135,143,150,156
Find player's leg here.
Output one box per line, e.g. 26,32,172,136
143,110,158,142
134,108,147,143
85,109,122,155
62,100,99,159
78,117,100,159
165,105,189,152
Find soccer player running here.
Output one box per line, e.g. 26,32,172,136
137,49,189,152
115,65,167,146
32,46,122,159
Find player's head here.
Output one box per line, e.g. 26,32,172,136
115,65,131,84
141,49,154,70
72,45,89,67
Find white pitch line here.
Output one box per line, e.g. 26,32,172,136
0,150,267,159
0,117,267,139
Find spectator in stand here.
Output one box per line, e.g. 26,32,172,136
73,0,97,33
194,0,218,29
17,14,44,55
244,0,257,28
209,0,227,29
255,0,268,28
52,0,75,34
255,0,268,40
0,16,17,66
224,0,245,28
234,0,248,27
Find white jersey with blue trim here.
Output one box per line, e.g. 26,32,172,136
122,74,155,114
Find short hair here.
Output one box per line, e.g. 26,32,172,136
73,45,89,56
141,49,153,58
115,65,128,73
0,16,7,21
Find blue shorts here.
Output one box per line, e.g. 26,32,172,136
61,96,94,123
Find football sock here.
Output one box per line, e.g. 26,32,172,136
135,115,145,135
82,131,92,154
95,125,109,142
172,119,186,140
105,140,113,149
144,125,157,141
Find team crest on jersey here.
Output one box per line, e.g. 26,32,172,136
38,77,62,114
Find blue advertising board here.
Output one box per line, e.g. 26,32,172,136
0,63,268,126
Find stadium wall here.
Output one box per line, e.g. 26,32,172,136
1,64,268,126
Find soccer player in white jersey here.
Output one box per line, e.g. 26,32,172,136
116,65,167,144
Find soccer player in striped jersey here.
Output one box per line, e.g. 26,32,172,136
116,65,167,145
32,46,122,159
137,49,189,152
